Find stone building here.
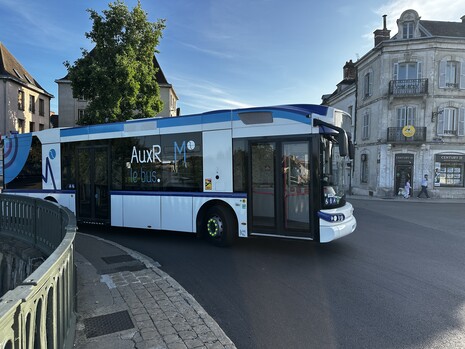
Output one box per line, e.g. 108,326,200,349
55,55,178,127
325,10,465,198
0,42,53,135
322,60,357,193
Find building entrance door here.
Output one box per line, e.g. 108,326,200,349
76,146,110,223
395,153,414,197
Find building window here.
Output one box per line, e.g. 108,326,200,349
29,95,35,113
361,112,370,140
39,98,45,116
39,124,44,131
394,62,422,80
364,72,372,97
437,107,465,136
29,122,35,132
402,21,414,39
361,154,368,183
17,119,25,133
439,60,464,89
18,90,25,110
434,154,465,187
396,106,416,127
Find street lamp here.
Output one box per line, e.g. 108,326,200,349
431,109,443,122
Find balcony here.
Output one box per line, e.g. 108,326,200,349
387,127,427,143
389,79,428,96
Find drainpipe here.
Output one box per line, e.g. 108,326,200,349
352,67,359,195
3,79,6,136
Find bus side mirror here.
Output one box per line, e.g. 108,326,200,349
338,132,348,157
348,141,355,160
313,118,349,157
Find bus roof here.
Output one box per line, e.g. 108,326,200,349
1,104,337,142
201,104,330,117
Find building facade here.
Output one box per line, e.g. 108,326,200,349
0,43,53,135
322,60,357,194
325,10,465,198
55,55,178,127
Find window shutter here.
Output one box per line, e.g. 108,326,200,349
408,107,416,125
437,112,445,135
459,108,465,136
439,60,446,88
393,63,398,80
363,113,370,139
367,114,370,139
369,73,373,96
460,62,465,89
417,62,422,79
396,108,403,127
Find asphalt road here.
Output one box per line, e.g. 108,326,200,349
81,198,465,349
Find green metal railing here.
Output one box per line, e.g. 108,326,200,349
0,194,77,349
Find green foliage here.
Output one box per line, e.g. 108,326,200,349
64,0,165,124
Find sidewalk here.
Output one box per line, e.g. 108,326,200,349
347,193,465,204
73,233,236,349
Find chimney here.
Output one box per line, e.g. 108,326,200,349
343,60,356,80
374,14,391,47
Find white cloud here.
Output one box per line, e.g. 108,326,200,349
376,0,464,23
178,42,234,59
361,1,464,48
171,75,252,114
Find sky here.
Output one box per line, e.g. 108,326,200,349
0,0,463,116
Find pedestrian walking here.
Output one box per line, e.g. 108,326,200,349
404,180,411,198
417,174,430,198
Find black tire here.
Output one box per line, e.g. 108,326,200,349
204,205,236,247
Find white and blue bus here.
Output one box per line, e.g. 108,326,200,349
1,104,356,245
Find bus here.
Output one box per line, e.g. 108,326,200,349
1,104,356,245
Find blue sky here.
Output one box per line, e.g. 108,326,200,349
0,0,463,115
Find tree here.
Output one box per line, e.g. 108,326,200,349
65,0,165,124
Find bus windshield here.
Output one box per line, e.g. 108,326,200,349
321,136,347,209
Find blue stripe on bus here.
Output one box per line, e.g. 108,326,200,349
110,191,247,198
3,189,76,194
203,112,233,123
157,114,204,127
61,123,124,137
3,188,247,199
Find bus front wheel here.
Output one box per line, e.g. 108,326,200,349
204,206,235,247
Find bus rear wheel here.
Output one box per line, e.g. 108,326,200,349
205,206,235,247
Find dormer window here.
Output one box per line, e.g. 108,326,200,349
397,10,420,40
13,68,23,79
402,21,414,39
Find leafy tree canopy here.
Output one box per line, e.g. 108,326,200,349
65,0,165,124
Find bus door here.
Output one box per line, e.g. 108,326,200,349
250,140,314,239
76,146,110,223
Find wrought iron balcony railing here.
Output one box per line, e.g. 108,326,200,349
387,127,427,143
389,79,428,96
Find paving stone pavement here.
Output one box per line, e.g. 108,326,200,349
73,233,236,349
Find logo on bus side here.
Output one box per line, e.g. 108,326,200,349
130,145,162,163
128,140,195,184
